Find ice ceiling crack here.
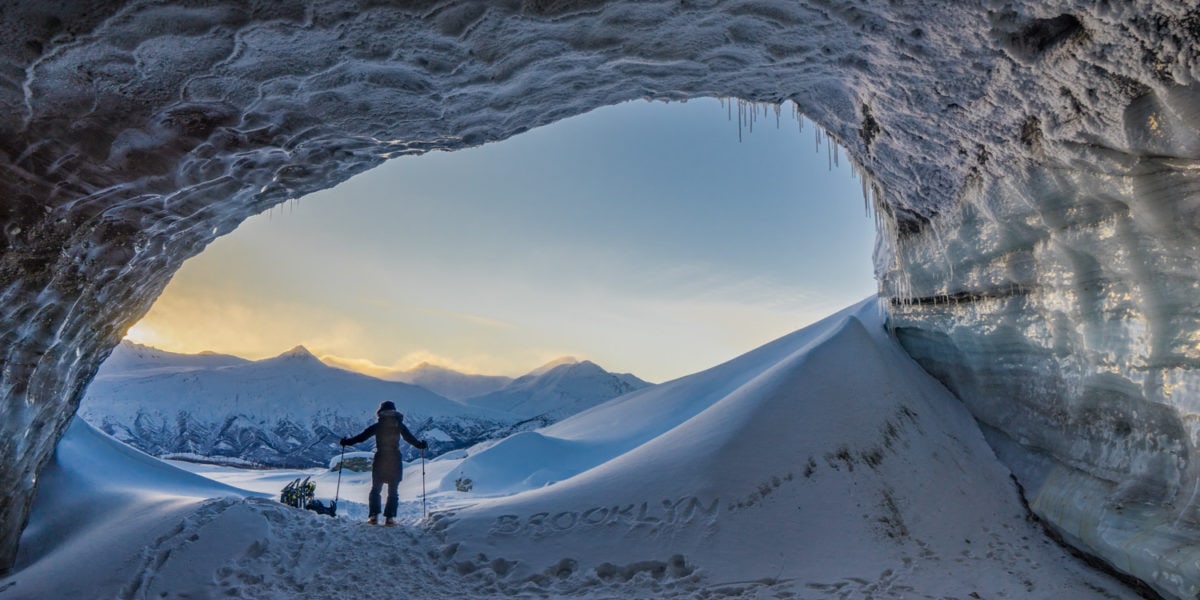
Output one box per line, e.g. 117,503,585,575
0,0,1198,597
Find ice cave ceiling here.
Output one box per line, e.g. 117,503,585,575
0,0,1198,596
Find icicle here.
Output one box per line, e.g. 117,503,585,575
862,175,872,217
737,100,743,142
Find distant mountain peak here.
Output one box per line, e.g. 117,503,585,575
385,362,513,400
276,345,317,360
98,341,250,381
528,356,580,376
463,357,651,420
409,362,448,373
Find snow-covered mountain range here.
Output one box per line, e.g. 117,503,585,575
79,342,650,468
462,358,649,422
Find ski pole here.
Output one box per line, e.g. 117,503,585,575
333,444,345,517
421,447,427,519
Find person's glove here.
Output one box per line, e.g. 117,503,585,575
340,437,350,446
417,440,428,450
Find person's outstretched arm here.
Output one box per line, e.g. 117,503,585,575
398,423,428,449
341,423,377,446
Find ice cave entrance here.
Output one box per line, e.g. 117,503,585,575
113,98,877,387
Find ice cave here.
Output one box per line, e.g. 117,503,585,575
1,0,1199,597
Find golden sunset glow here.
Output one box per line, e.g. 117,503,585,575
122,100,876,382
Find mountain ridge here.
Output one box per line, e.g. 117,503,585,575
82,343,651,467
462,358,651,421
381,362,514,401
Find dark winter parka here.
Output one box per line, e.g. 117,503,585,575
344,408,425,484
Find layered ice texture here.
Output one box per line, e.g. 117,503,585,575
883,52,1200,597
888,155,1200,595
0,0,1198,596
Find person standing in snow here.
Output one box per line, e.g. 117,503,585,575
341,400,428,525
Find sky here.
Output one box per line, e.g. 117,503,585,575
125,99,878,383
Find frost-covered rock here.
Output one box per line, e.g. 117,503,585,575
329,451,374,472
0,1,1198,595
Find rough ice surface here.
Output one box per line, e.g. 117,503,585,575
887,159,1200,596
0,0,1197,595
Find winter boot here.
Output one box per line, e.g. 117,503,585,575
367,516,379,525
385,517,397,527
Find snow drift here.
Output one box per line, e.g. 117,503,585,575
0,0,1198,594
7,418,253,599
0,300,1141,598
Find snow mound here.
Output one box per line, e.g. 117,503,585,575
426,299,1138,596
444,431,597,495
6,419,253,599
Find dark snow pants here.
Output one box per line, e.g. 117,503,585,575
369,451,402,518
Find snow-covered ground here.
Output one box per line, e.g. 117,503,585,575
0,299,1140,599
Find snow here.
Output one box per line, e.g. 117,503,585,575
95,340,249,381
77,344,517,468
85,343,497,422
462,359,651,421
1,0,1198,592
6,419,254,599
79,346,647,469
0,299,1142,599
